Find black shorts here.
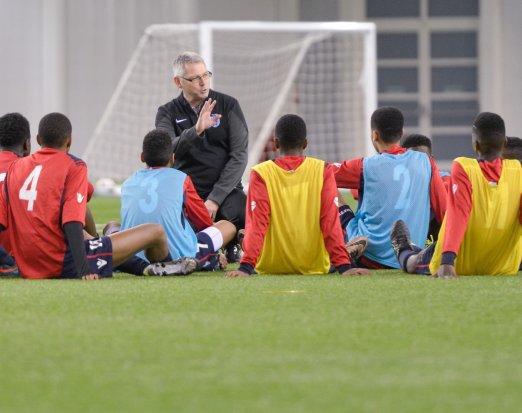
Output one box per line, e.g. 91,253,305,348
61,236,113,278
196,231,219,271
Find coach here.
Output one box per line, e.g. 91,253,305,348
155,51,248,260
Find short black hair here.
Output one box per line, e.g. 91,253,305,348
275,114,307,150
503,136,522,161
142,129,173,167
38,112,72,148
472,112,506,151
401,134,432,151
371,106,404,143
0,112,30,149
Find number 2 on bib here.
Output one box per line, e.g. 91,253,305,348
19,165,43,211
393,164,411,210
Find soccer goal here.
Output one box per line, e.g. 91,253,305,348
84,21,376,183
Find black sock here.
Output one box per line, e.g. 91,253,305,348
116,255,149,275
398,249,417,272
338,205,355,229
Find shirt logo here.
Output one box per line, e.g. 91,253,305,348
452,184,458,194
96,258,107,269
0,173,6,182
211,114,220,128
89,239,103,250
77,193,85,203
334,196,339,207
251,201,256,212
175,118,187,124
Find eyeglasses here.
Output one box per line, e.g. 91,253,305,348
181,71,213,83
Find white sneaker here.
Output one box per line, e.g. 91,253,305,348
143,257,198,276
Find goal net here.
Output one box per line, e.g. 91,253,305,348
84,21,376,183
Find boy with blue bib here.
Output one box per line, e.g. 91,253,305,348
120,129,236,271
334,107,447,269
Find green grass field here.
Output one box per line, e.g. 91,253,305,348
1,196,522,413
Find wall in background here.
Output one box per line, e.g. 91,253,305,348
1,0,522,157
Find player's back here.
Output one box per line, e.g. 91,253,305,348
349,150,431,268
431,158,522,275
120,167,198,260
252,157,330,274
0,148,88,278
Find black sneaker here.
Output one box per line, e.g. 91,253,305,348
390,220,416,258
225,243,242,263
144,257,198,276
0,263,19,277
345,236,369,262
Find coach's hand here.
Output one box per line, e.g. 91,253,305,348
205,199,219,221
195,98,221,135
434,264,457,279
341,268,370,276
225,270,250,277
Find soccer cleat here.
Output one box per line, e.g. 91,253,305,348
390,220,416,258
143,257,198,276
345,236,369,262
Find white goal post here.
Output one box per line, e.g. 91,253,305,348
84,21,376,183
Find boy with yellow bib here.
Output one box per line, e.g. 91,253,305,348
225,114,369,277
391,112,522,277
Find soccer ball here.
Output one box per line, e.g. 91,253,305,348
94,178,121,196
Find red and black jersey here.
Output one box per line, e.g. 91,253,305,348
0,151,20,254
0,148,88,279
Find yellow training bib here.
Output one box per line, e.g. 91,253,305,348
430,158,522,275
253,157,330,274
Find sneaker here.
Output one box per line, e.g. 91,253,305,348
143,257,198,276
345,236,369,262
390,220,416,258
225,243,242,263
0,263,19,277
102,221,121,236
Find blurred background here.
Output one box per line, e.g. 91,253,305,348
1,0,521,166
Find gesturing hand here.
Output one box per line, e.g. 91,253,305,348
195,98,222,135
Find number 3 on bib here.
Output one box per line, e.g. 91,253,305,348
19,165,43,211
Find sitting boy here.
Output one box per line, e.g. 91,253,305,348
119,129,236,271
226,114,369,277
391,112,522,277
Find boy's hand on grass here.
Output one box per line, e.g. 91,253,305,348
434,264,457,279
225,270,249,278
341,268,370,276
218,253,228,270
81,274,100,281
